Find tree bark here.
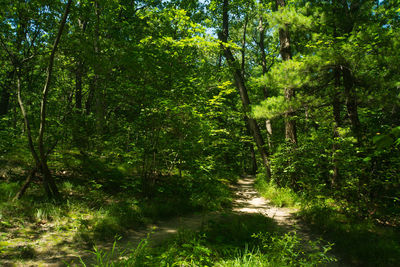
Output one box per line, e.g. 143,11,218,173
16,74,40,167
276,0,297,145
38,0,72,199
94,0,106,132
75,18,87,110
220,0,271,179
16,72,53,197
240,21,258,175
332,67,342,187
342,66,362,143
241,14,248,78
75,62,83,109
13,167,37,201
258,13,273,149
244,116,258,175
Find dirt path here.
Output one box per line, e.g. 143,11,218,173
92,177,310,262
232,177,298,224
119,177,302,248
105,177,302,247
2,177,311,266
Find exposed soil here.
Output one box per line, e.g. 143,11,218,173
0,177,317,266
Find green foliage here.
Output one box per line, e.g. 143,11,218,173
301,203,400,266
80,215,335,266
1,0,400,265
255,174,300,208
373,126,400,149
253,231,336,266
156,230,214,266
76,235,150,267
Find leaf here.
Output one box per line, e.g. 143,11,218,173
363,157,372,162
0,220,12,227
395,138,400,147
390,126,400,138
373,135,393,149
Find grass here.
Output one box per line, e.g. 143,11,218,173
254,175,301,208
254,174,400,267
300,203,400,266
0,150,234,265
79,213,336,266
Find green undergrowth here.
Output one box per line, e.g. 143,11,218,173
0,151,233,262
300,203,400,267
77,213,336,266
254,173,301,208
254,174,400,266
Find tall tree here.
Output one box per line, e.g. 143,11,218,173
257,1,274,149
1,0,73,199
276,0,297,145
219,0,272,178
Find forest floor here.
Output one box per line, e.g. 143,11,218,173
1,177,336,267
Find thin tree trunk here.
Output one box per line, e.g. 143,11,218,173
38,0,72,198
220,0,271,179
258,13,273,149
332,67,342,187
342,66,362,143
13,167,38,201
93,0,105,132
16,73,53,197
241,15,248,78
249,143,257,175
75,62,83,109
16,74,41,167
240,16,258,175
276,0,297,145
244,117,258,175
243,116,258,174
86,80,95,114
75,18,87,110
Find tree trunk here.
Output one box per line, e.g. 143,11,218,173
220,0,271,179
13,167,37,201
332,67,342,187
276,0,297,145
75,18,87,110
240,15,257,175
16,73,51,197
16,74,41,167
342,66,362,143
93,0,106,133
241,14,248,78
75,62,83,109
243,116,258,175
258,13,273,149
37,0,72,199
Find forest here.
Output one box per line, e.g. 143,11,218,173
0,0,399,266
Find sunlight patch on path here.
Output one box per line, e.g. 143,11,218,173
233,177,298,226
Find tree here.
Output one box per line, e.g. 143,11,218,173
0,0,72,199
219,0,272,179
276,0,297,145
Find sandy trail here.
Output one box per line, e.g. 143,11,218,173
92,177,309,263
232,177,298,225
2,177,311,266
120,177,302,247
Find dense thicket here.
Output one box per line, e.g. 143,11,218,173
0,0,399,243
